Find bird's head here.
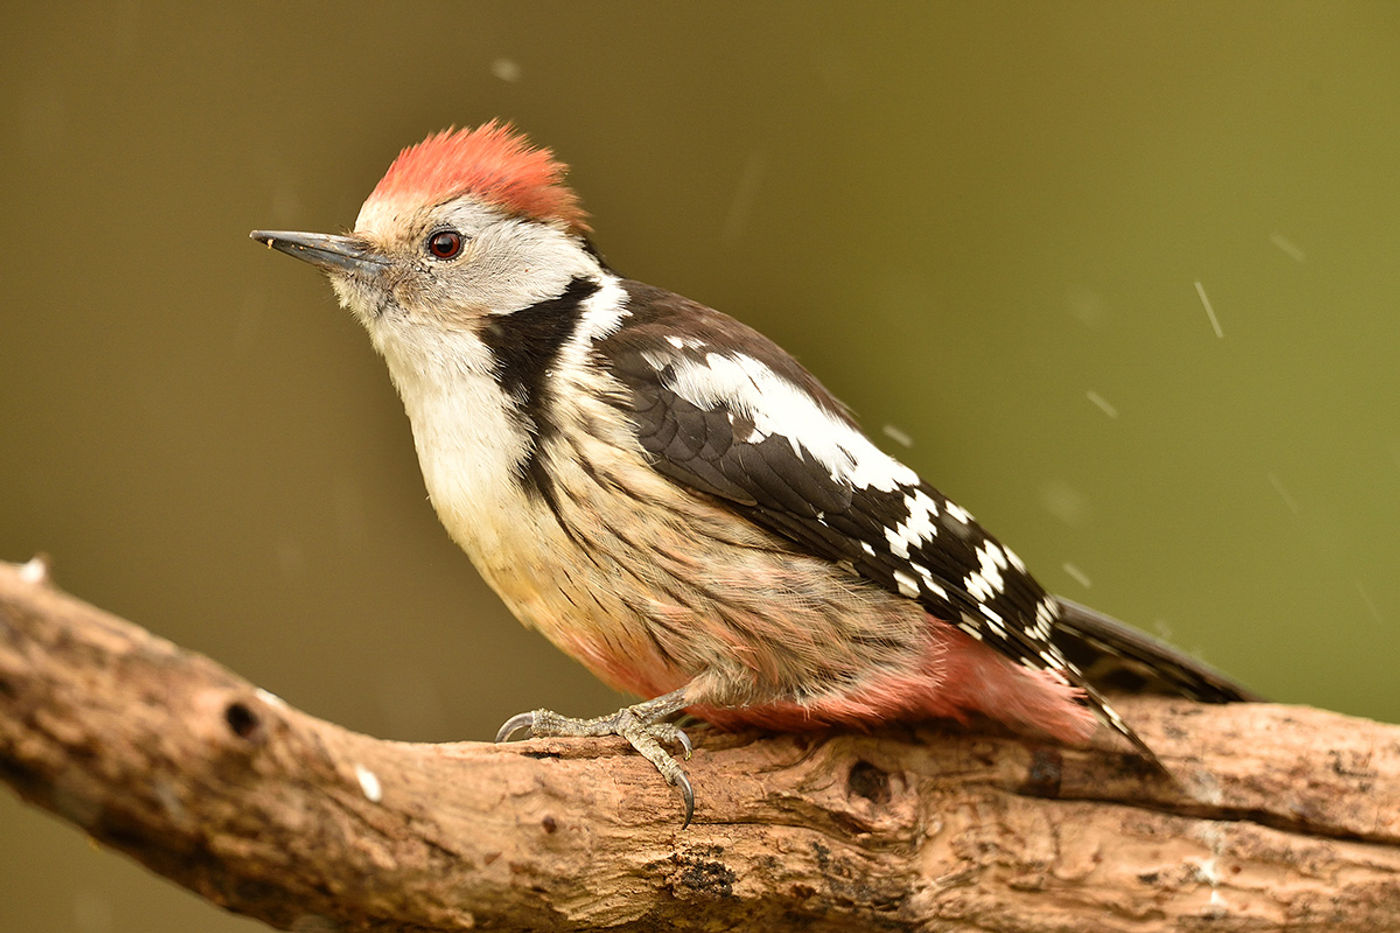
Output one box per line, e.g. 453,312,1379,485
252,122,599,361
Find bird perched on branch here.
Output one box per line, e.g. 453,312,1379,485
253,122,1255,827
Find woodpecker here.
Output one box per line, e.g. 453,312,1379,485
253,123,1255,827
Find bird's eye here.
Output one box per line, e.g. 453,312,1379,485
427,230,464,259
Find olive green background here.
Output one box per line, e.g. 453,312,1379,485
3,3,1398,930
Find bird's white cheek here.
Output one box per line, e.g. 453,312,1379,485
328,273,391,328
328,274,359,311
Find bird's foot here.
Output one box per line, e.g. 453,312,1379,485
495,689,696,828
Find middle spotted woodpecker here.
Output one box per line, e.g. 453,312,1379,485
253,123,1257,827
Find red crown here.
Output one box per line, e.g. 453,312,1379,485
364,122,588,233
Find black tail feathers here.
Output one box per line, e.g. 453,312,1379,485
1052,597,1262,703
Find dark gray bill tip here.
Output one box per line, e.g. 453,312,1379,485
249,229,387,275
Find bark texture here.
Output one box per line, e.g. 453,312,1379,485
0,558,1397,932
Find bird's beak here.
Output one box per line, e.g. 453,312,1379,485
249,230,389,276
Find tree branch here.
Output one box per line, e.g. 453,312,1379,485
0,559,1396,932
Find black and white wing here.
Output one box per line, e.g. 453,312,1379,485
595,281,1260,762
593,282,1187,764
598,283,1073,680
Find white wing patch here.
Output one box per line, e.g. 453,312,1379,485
663,351,919,493
1034,595,1059,638
885,487,939,558
626,337,1076,683
964,540,1010,604
944,501,973,524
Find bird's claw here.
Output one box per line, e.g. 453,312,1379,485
674,769,695,829
494,711,537,743
492,695,696,826
620,720,695,828
634,720,693,759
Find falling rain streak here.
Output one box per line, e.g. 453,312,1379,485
1355,581,1384,626
1269,232,1306,262
881,423,914,448
1085,390,1118,419
1061,562,1092,589
722,150,766,244
1194,281,1223,338
1266,472,1301,516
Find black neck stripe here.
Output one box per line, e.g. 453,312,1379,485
482,275,600,411
481,276,601,495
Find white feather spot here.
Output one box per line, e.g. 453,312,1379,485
963,541,1007,604
981,541,1007,571
979,604,1008,635
965,571,995,603
893,569,920,598
914,565,948,601
1004,545,1027,573
882,488,940,559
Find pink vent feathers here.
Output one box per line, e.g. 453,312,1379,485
363,122,589,233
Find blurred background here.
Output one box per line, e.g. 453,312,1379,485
3,3,1398,930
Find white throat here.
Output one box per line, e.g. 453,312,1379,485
375,323,535,559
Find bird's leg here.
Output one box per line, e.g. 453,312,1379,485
495,687,697,827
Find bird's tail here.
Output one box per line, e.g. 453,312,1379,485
1051,597,1262,703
